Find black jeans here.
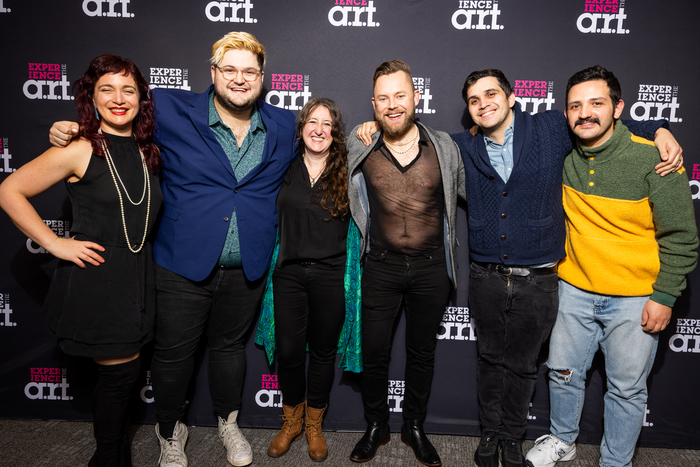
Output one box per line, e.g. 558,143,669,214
273,261,346,408
151,263,265,437
468,262,558,439
361,246,451,422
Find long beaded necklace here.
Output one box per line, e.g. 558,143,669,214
384,124,418,155
99,134,151,254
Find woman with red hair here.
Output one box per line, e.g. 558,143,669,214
0,54,162,467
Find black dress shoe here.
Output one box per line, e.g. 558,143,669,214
400,420,442,467
349,421,391,463
500,438,525,467
473,432,499,467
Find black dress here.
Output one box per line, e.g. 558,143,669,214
44,133,163,358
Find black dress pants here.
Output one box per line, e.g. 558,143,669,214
273,261,346,408
151,264,265,438
360,247,451,422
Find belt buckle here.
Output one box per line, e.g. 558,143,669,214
497,265,512,276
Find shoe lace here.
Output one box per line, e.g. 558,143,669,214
163,439,183,463
221,423,248,451
502,439,521,459
279,412,297,434
306,417,323,439
480,434,497,449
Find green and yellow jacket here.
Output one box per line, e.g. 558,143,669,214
559,121,698,306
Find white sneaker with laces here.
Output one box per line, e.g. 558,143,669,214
525,434,577,467
156,421,188,467
218,410,253,466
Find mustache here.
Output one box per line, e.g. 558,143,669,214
574,117,600,127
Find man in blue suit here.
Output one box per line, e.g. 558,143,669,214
50,32,296,467
147,31,295,467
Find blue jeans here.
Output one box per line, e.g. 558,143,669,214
547,280,659,467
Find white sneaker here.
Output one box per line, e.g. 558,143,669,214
156,421,188,467
525,434,577,467
218,410,253,466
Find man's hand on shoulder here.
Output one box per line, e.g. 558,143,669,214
654,127,683,176
356,121,379,146
641,299,672,333
49,121,80,148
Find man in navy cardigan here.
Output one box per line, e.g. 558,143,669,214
49,32,295,467
451,69,678,467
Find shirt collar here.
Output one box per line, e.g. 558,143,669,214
208,89,263,132
484,117,514,147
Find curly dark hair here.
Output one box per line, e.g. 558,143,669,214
73,54,160,171
295,97,349,219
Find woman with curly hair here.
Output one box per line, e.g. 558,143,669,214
0,54,162,467
256,97,362,462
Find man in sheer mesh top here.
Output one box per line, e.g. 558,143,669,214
347,60,466,467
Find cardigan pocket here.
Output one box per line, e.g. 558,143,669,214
468,215,488,251
527,215,554,250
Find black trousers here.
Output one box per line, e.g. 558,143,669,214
151,264,265,438
273,262,346,408
468,262,558,439
360,247,451,422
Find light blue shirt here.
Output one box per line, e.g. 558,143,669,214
484,118,514,183
483,117,557,268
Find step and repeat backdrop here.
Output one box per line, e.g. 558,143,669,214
1,0,699,450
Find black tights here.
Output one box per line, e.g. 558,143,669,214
90,357,141,467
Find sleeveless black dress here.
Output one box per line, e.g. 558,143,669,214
44,133,163,358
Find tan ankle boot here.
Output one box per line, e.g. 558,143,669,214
267,401,305,457
305,404,328,462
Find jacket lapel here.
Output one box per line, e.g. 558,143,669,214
189,85,236,181
238,100,279,185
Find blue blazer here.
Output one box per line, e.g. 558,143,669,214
151,86,296,282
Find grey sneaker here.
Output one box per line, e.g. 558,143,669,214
525,434,576,467
218,410,253,466
156,421,188,467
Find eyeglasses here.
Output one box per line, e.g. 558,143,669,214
215,66,261,82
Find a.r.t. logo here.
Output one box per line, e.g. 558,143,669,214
452,0,503,30
328,0,378,27
23,63,72,101
0,293,17,327
576,0,628,34
82,0,134,18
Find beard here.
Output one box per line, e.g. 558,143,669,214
374,104,416,139
214,82,261,113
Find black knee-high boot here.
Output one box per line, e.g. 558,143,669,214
89,357,141,467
